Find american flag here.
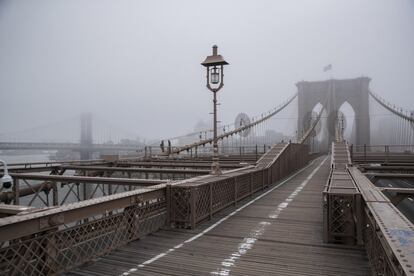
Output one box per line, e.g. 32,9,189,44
323,64,332,72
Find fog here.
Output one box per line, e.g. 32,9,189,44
0,0,413,141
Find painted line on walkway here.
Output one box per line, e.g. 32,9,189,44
210,156,328,276
119,157,324,276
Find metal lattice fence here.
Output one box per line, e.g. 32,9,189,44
0,191,166,275
0,143,310,275
169,143,310,229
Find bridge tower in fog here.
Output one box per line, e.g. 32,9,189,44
80,112,93,160
297,77,371,150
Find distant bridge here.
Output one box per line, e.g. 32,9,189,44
0,142,141,152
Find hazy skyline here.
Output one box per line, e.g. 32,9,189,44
1,0,413,140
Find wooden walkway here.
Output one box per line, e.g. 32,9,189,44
67,156,370,276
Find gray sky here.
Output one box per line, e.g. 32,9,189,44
1,0,413,141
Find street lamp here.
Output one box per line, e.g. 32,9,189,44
201,45,229,175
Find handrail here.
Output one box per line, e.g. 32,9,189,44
168,93,298,155
0,183,166,242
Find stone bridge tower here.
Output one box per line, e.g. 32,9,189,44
80,112,93,160
297,77,371,149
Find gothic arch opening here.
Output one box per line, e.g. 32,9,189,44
338,101,356,144
303,102,328,152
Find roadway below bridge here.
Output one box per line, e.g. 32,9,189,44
372,177,414,224
66,155,369,276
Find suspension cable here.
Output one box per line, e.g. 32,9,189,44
166,93,298,155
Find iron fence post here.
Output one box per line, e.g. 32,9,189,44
268,166,272,187
13,178,19,205
239,146,242,160
355,193,363,245
262,169,265,190
385,145,389,164
322,191,329,243
349,144,353,163
52,181,58,206
255,144,258,161
234,177,238,206
209,183,213,220
250,172,253,197
190,186,196,229
45,228,59,275
108,184,112,196
364,144,366,162
166,184,171,227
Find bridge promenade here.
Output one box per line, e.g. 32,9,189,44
67,156,369,276
1,140,413,275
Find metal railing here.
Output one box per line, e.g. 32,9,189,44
0,173,169,208
351,144,414,164
325,141,414,276
323,142,362,245
0,185,167,275
169,143,309,228
141,145,270,160
0,142,310,275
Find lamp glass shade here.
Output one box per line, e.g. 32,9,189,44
210,67,220,84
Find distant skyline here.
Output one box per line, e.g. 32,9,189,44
1,0,413,140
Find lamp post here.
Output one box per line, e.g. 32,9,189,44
201,45,229,175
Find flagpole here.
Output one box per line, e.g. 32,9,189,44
330,64,333,79
323,64,333,79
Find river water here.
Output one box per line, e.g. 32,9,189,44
1,153,52,164
0,152,86,207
